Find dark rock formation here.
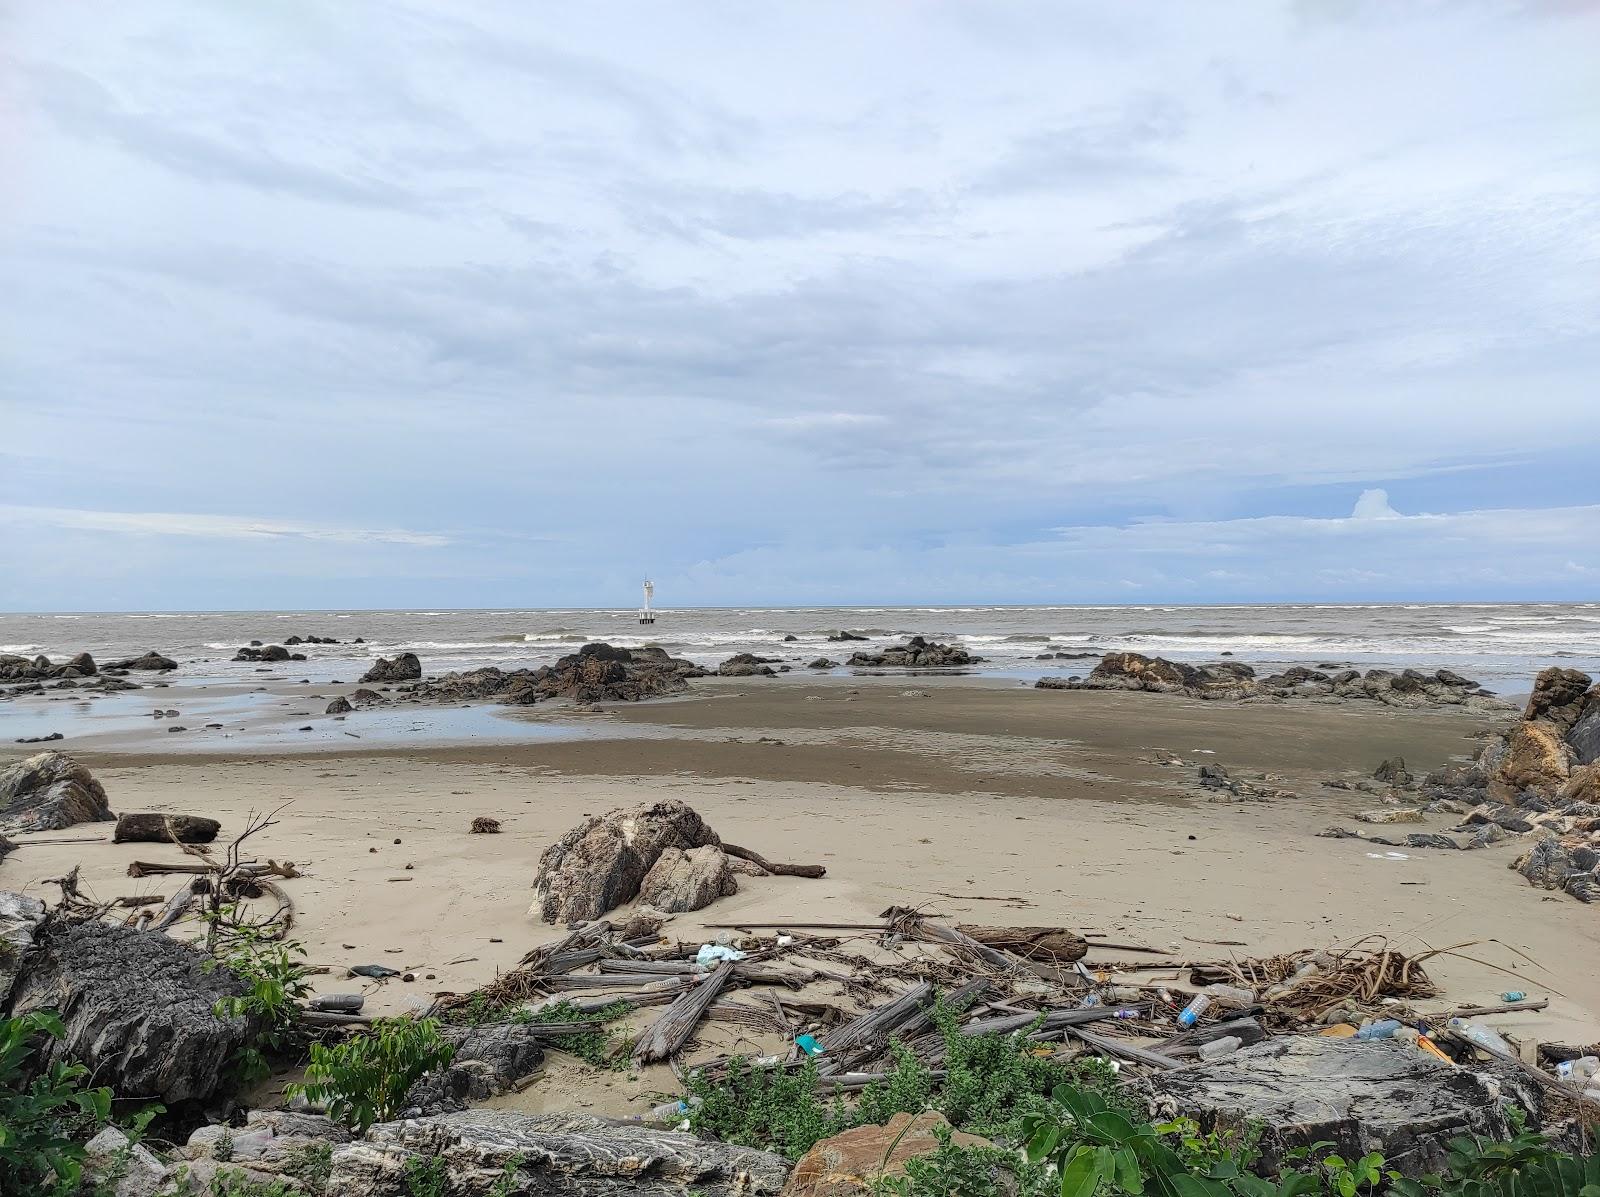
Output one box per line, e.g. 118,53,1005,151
402,1023,547,1116
361,653,422,683
0,890,47,1003
1373,757,1412,786
349,688,385,707
404,643,704,707
827,631,868,641
807,658,836,669
112,812,221,844
233,645,305,662
638,845,738,912
1139,1038,1538,1174
0,652,98,682
718,653,779,677
328,1111,790,1197
104,651,178,671
847,637,981,668
283,635,340,645
1039,652,1255,699
531,799,720,923
7,919,259,1107
326,696,353,714
0,751,114,833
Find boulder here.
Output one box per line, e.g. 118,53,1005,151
1523,667,1594,731
403,1022,547,1116
328,1110,790,1197
0,751,114,832
807,658,836,669
0,832,14,864
6,919,259,1107
0,889,47,1003
638,845,738,913
233,644,304,662
350,688,385,707
361,653,422,683
718,653,778,677
1373,757,1412,786
1495,721,1573,793
104,651,178,671
1569,694,1600,766
531,799,720,924
1043,652,1256,700
1139,1038,1537,1174
847,637,981,668
784,1112,993,1197
326,696,353,714
82,1126,166,1197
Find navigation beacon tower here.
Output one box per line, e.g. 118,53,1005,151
638,580,656,625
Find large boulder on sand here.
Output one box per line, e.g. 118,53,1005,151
0,751,114,832
638,845,738,913
1523,667,1594,731
361,653,422,683
531,799,720,924
328,1110,789,1197
6,919,259,1108
105,651,178,671
1139,1038,1538,1174
1495,720,1573,793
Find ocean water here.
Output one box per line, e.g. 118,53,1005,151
3,603,1599,695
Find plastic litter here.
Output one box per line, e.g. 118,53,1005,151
347,964,401,980
1354,1019,1402,1040
1079,993,1101,1008
307,993,365,1013
1555,1056,1598,1083
1501,991,1527,1003
1177,994,1212,1029
1198,1035,1242,1061
1448,1017,1512,1057
795,1033,824,1056
694,943,747,967
1204,984,1256,1010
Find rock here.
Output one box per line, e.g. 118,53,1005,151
638,845,738,913
0,832,14,864
404,644,704,707
1514,839,1580,890
361,653,422,683
1495,721,1573,793
309,993,365,1013
1042,652,1256,700
1523,667,1594,731
827,630,868,641
350,688,385,706
326,696,353,714
531,799,720,923
783,1112,993,1197
718,653,779,677
0,751,114,832
1197,764,1235,791
83,1126,166,1197
1139,1038,1537,1174
1561,764,1600,806
14,732,64,744
328,1110,790,1197
1467,823,1510,849
1569,695,1600,766
232,644,305,662
807,658,836,669
403,1022,549,1116
7,919,259,1107
1403,833,1460,850
1373,757,1412,786
470,816,501,834
847,637,981,668
0,889,47,1003
112,812,221,844
1356,808,1426,824
104,651,178,671
65,652,97,676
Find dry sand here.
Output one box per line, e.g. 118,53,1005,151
5,676,1596,1084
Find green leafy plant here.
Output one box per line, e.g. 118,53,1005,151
204,1168,306,1196
285,1016,455,1132
518,999,634,1070
209,918,312,1084
277,1139,333,1191
0,1010,115,1197
403,1153,449,1197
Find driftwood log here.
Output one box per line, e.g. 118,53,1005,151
633,962,733,1063
113,813,221,844
960,925,1088,964
721,844,826,879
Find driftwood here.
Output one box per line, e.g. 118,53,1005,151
634,963,734,1063
1158,1016,1268,1057
1068,1025,1183,1070
962,925,1089,964
150,878,206,932
818,980,933,1069
721,844,826,879
113,813,221,844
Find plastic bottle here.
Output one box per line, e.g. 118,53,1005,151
1177,994,1212,1029
1110,1008,1142,1020
1448,1017,1511,1057
1555,1056,1599,1083
1355,1019,1402,1040
1204,984,1256,1010
643,1096,703,1124
1198,1035,1242,1061
1079,993,1101,1008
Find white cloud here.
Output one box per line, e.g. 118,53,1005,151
0,505,450,547
1349,488,1402,519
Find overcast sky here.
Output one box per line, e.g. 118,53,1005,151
3,1,1597,611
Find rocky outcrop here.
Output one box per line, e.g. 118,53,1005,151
326,696,353,714
807,658,836,669
361,652,422,683
233,644,305,662
1140,1038,1538,1174
0,890,47,1003
402,1022,545,1116
328,1111,790,1197
638,845,738,913
0,652,99,682
283,634,341,645
1038,653,1513,711
397,643,706,708
531,799,720,923
177,1111,353,1193
847,637,981,668
784,1112,993,1197
104,651,178,671
6,919,259,1107
82,1126,166,1197
718,653,779,677
0,751,114,832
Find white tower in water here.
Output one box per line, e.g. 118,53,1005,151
638,580,656,625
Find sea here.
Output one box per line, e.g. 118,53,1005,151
4,603,1600,697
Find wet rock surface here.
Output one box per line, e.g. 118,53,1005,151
361,652,423,683
0,751,114,833
328,1110,790,1197
400,642,705,706
847,636,981,668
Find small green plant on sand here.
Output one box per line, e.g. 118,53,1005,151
519,999,634,1069
285,1016,454,1133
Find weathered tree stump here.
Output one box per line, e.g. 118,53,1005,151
113,812,221,844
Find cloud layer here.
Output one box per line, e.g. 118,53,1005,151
2,2,1596,610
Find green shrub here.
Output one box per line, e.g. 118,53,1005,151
0,1010,114,1197
517,999,634,1070
285,1016,454,1132
208,919,311,1084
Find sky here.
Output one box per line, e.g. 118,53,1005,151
2,1,1598,612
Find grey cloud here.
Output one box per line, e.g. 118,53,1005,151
973,94,1186,192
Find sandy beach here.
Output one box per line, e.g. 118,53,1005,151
6,674,1594,1066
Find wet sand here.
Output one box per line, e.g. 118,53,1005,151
5,676,1595,1060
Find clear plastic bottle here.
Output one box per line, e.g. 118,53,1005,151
1204,985,1256,1010
1555,1056,1598,1082
1355,1019,1402,1040
1177,994,1212,1029
1198,1035,1242,1061
1448,1017,1511,1057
